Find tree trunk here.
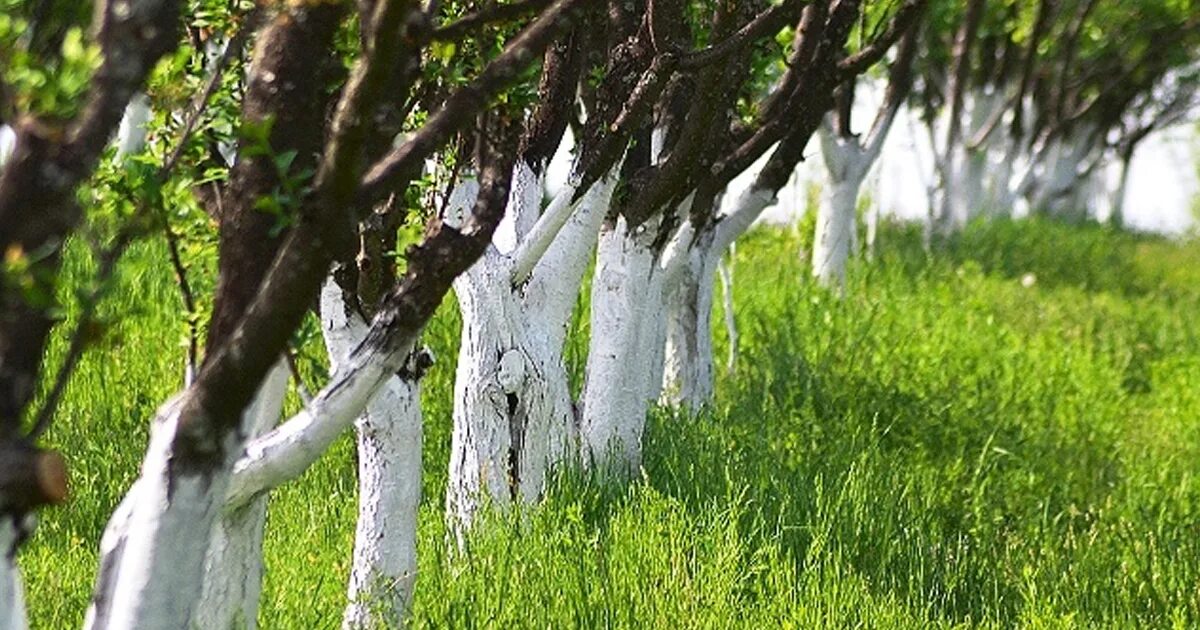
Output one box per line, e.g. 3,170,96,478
657,184,777,409
84,395,239,629
448,165,620,529
115,93,152,158
1110,149,1133,228
1031,132,1092,219
580,216,670,473
717,252,738,375
661,232,719,410
319,279,428,630
192,360,288,630
1,519,27,630
813,127,869,288
812,172,865,288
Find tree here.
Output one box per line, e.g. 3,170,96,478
1,0,587,627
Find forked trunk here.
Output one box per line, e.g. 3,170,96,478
448,165,620,529
85,396,239,630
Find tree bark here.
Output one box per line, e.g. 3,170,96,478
115,93,152,158
448,165,620,528
191,360,288,630
1,519,27,630
319,279,429,630
580,214,677,473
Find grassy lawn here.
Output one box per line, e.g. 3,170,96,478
20,218,1200,628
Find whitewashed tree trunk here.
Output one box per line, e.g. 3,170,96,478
116,93,153,158
319,280,428,630
581,216,670,472
661,232,718,409
88,258,430,630
658,185,776,408
1110,151,1133,228
0,125,15,168
813,125,869,288
448,163,620,528
1031,131,1094,219
85,395,237,630
717,252,738,375
1,520,27,630
193,360,289,630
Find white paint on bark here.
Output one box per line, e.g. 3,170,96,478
0,125,15,168
813,123,870,288
581,215,672,472
193,359,289,630
116,93,153,158
448,164,621,528
0,520,27,630
86,395,237,630
316,279,427,630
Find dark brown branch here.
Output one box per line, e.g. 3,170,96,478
836,0,927,77
0,0,182,436
518,22,588,169
677,0,804,71
205,3,345,352
171,0,585,474
360,0,588,205
431,0,554,41
0,442,67,511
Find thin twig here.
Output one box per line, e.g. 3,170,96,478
28,231,135,439
430,0,553,41
161,8,262,376
25,10,263,439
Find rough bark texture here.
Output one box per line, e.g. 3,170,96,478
581,215,674,473
661,230,719,409
321,280,427,630
205,3,343,352
448,165,621,528
192,360,288,630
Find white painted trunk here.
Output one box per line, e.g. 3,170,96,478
717,252,738,375
812,173,865,288
989,145,1016,218
580,217,665,473
656,185,776,409
448,165,620,529
1110,154,1132,228
0,125,15,168
192,360,289,630
116,93,152,158
0,520,27,630
661,234,718,410
493,160,545,256
319,283,426,630
1032,138,1090,218
85,395,236,630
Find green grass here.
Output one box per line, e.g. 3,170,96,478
20,218,1200,628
